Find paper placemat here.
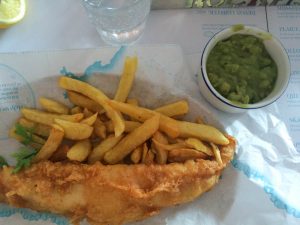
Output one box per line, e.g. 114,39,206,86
0,43,299,225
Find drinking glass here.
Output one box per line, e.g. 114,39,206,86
82,0,151,46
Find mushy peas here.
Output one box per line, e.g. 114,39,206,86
206,34,278,104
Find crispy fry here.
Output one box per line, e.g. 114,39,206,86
185,138,214,156
106,107,125,137
50,144,70,162
94,118,106,139
21,108,83,126
39,97,69,114
104,120,114,133
88,135,124,163
155,100,189,117
54,119,93,140
59,77,125,137
109,100,153,121
210,143,223,165
127,98,139,121
33,124,64,162
152,139,187,151
153,131,168,144
67,139,92,162
70,106,83,114
105,120,141,133
168,148,208,163
130,145,143,164
104,115,160,164
141,143,148,163
176,138,185,143
177,121,229,145
127,99,139,106
108,101,228,145
143,149,155,165
108,100,179,138
68,91,104,114
114,56,138,102
81,113,98,126
166,137,184,144
18,118,51,137
152,132,168,164
83,108,94,118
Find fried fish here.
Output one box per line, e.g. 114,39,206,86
0,136,235,225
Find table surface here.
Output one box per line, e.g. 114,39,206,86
1,1,300,225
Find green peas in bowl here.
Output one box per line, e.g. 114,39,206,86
198,25,290,113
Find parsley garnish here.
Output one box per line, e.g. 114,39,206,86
0,156,8,168
6,124,38,173
14,123,34,146
11,147,37,174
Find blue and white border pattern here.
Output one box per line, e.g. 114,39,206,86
232,158,300,218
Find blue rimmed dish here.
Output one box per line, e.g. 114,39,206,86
198,25,290,113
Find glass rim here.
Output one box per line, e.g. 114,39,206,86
82,0,149,11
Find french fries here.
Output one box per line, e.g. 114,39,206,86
88,135,124,163
67,139,92,162
130,145,143,164
152,132,168,164
108,100,152,121
127,98,139,121
94,118,106,139
104,115,160,164
10,57,232,170
114,56,138,102
108,100,180,138
155,100,189,117
70,106,83,114
59,77,125,137
105,120,141,133
68,91,104,114
185,138,213,156
50,144,70,162
39,97,69,114
33,124,64,162
210,143,223,165
81,113,98,126
54,119,93,140
177,121,229,145
21,108,83,126
108,100,229,145
168,148,208,163
143,148,155,165
152,139,187,151
141,143,148,163
83,108,94,118
127,98,139,106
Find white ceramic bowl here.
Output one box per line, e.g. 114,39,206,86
198,25,290,113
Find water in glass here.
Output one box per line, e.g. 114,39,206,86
82,0,151,45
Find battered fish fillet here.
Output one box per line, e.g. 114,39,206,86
0,136,236,225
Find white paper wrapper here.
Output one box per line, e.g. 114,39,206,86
0,45,299,225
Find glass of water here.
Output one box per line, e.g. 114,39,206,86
82,0,151,46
